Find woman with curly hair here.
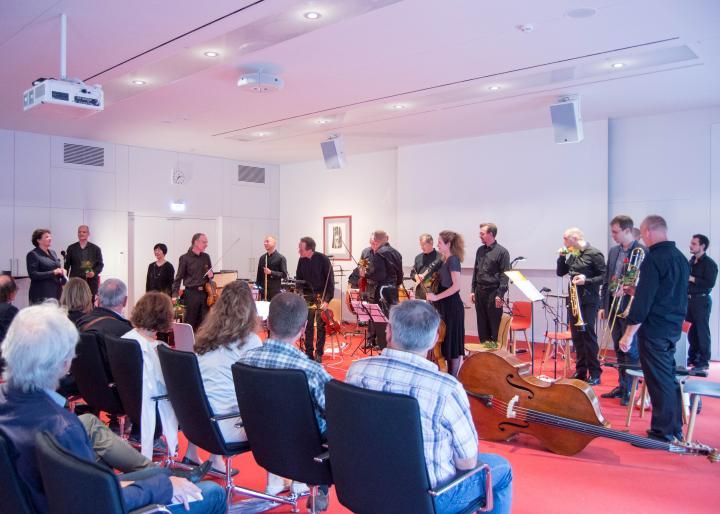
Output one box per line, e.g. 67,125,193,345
182,280,262,473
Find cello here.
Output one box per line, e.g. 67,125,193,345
458,350,718,461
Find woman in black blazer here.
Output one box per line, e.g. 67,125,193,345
27,228,67,304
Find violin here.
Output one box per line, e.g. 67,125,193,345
321,308,344,336
358,258,369,293
430,320,448,373
204,279,219,307
458,350,718,461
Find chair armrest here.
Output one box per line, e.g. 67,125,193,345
210,412,242,422
129,504,172,514
314,451,330,463
429,463,493,512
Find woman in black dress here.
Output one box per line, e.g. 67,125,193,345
427,230,465,376
27,228,66,304
146,243,175,296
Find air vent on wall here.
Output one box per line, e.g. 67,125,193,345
63,143,104,167
237,165,265,184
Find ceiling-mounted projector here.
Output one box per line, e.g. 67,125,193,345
236,71,284,93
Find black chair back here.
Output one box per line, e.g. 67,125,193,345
105,336,144,427
34,431,127,514
70,332,125,417
232,362,332,487
156,345,240,456
0,430,36,513
325,380,434,514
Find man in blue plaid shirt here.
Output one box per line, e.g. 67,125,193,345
239,292,332,511
346,300,512,514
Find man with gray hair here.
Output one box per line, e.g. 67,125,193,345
619,215,689,442
64,225,104,297
0,303,224,514
238,292,333,510
346,301,512,514
77,278,132,337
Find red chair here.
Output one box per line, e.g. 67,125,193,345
509,301,532,354
539,329,573,377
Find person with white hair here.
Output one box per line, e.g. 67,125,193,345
0,303,224,514
346,300,513,514
77,277,132,337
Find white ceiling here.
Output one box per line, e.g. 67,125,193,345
1,0,719,165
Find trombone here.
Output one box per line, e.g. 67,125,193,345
598,247,645,360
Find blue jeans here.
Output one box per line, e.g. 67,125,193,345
167,481,226,514
434,453,512,514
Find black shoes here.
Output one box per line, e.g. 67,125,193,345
620,396,630,406
571,372,586,381
171,460,212,483
586,376,601,386
601,387,622,399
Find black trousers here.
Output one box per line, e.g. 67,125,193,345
474,287,502,343
610,315,640,396
183,288,208,332
304,308,326,359
638,331,683,440
367,285,398,349
568,302,601,379
686,295,712,367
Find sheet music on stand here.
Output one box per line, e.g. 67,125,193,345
504,270,543,373
350,301,388,323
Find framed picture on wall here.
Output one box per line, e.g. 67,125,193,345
323,215,351,260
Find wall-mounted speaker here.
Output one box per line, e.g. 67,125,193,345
320,136,346,169
550,97,583,144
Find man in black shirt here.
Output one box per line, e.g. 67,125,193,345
361,230,403,349
685,233,717,371
256,236,288,301
411,234,442,300
172,233,213,332
471,223,510,343
620,215,689,442
296,236,334,362
556,227,606,385
599,215,646,404
64,225,104,297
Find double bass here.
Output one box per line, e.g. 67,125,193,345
458,350,718,461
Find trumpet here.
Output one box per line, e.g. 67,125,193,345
569,280,587,332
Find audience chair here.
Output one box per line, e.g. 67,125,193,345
34,431,171,514
539,327,573,377
684,380,720,443
171,322,195,353
324,380,492,514
70,332,127,435
509,301,532,354
232,362,333,514
156,345,289,512
0,430,36,514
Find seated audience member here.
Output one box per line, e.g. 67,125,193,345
186,281,262,473
0,275,19,373
77,278,132,337
60,277,94,326
346,300,513,514
122,292,180,459
0,303,224,514
239,292,331,510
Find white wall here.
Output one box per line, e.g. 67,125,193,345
610,107,720,360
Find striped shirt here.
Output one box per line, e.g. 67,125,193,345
346,348,478,488
239,339,332,433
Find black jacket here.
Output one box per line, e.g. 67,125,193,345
26,247,66,304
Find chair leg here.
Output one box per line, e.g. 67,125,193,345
223,456,297,511
538,338,550,375
625,377,640,427
686,395,701,443
639,382,647,419
309,485,318,514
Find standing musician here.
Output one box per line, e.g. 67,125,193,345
599,215,646,405
360,230,403,349
347,240,373,290
64,225,104,298
427,231,466,377
172,233,213,332
255,236,288,301
411,234,442,300
686,233,717,372
296,236,334,363
619,215,688,442
471,223,510,343
556,227,606,385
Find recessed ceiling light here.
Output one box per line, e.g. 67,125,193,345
566,7,597,19
611,62,625,69
253,131,270,137
204,51,219,57
131,79,146,86
488,85,501,92
304,11,321,20
391,104,407,110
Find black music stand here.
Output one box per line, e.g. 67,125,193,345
349,301,387,357
504,270,543,374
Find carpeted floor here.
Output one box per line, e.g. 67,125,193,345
188,331,720,513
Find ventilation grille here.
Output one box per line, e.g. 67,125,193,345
63,143,104,167
237,165,265,184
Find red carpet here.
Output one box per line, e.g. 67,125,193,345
186,333,720,513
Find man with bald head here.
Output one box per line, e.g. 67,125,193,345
65,225,104,297
256,236,288,301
